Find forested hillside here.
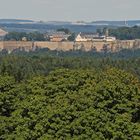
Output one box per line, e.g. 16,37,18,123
1,50,140,139
109,26,140,40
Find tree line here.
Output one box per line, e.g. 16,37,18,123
1,50,140,139
96,26,140,40
3,29,76,41
4,26,140,42
4,32,46,41
108,26,140,40
1,49,140,81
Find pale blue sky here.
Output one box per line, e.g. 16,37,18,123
0,0,139,21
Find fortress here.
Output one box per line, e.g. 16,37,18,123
0,40,140,53
0,27,140,53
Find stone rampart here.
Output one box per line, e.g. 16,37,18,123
2,41,33,52
34,42,74,51
0,41,3,51
0,40,139,53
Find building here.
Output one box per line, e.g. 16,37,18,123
75,32,116,42
75,33,87,42
45,31,70,42
75,32,103,42
103,36,116,42
75,32,99,42
50,34,70,42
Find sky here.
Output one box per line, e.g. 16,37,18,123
0,0,139,22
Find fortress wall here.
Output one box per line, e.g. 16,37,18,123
0,40,138,53
0,42,3,51
118,40,135,49
134,40,140,48
109,40,136,52
34,41,114,52
34,42,74,51
3,41,33,52
75,41,114,51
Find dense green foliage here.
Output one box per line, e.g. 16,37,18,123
57,28,71,34
1,49,140,81
1,68,140,139
1,50,140,139
4,32,46,41
67,33,76,41
109,26,140,40
5,26,140,41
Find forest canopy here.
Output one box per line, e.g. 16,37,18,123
108,26,140,40
1,51,140,139
1,68,140,139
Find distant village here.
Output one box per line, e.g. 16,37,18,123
0,28,116,42
0,27,140,53
40,28,116,42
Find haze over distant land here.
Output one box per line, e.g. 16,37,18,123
0,0,139,21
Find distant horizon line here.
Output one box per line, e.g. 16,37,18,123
0,18,140,23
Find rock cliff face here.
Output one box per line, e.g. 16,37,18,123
0,40,139,53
